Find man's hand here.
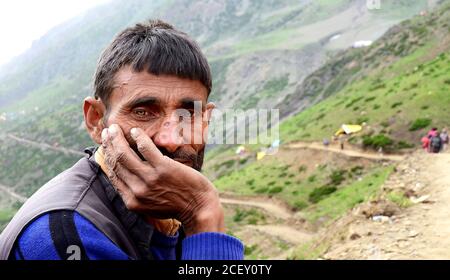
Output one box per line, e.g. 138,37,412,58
101,124,224,236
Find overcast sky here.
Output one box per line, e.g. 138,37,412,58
0,0,111,67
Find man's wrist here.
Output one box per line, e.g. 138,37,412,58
183,202,225,237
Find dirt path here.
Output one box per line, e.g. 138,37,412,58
0,184,27,203
5,133,85,157
220,197,294,220
220,193,317,260
286,142,404,162
324,151,450,259
245,224,313,244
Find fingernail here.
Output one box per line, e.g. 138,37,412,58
101,128,108,142
109,125,118,138
130,128,139,139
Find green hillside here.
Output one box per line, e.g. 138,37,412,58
280,2,450,147
208,1,450,229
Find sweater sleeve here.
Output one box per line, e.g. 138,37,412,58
181,232,244,260
12,211,244,260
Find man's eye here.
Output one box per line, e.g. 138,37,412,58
132,108,158,119
134,109,148,116
179,109,201,122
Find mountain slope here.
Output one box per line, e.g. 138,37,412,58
203,2,450,258
279,1,450,147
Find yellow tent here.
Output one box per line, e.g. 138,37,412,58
334,124,362,136
256,151,266,160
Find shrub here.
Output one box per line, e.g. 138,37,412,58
233,209,246,222
396,141,415,149
309,186,337,203
221,159,236,168
391,102,403,108
369,83,386,91
380,121,390,128
350,165,364,175
268,186,283,194
345,96,364,108
363,134,394,149
255,187,269,194
244,244,258,256
239,158,248,165
233,209,265,224
329,170,346,186
356,117,369,124
409,118,432,131
246,179,255,186
307,175,316,183
315,113,326,121
293,201,308,211
387,191,412,208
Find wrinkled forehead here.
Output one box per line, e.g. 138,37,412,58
110,67,208,106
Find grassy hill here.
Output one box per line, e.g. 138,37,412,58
280,2,450,148
207,0,450,231
198,3,450,259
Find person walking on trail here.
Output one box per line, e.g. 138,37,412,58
430,131,443,153
440,128,449,151
428,127,438,138
339,135,346,150
421,135,430,152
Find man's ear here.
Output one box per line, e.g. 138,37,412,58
204,102,216,125
201,102,216,144
83,97,107,144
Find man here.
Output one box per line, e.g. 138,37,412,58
0,20,244,260
440,128,448,151
430,130,443,154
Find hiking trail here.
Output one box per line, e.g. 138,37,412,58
323,150,450,259
0,184,27,203
3,133,85,157
286,141,404,162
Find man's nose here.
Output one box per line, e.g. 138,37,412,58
152,119,184,153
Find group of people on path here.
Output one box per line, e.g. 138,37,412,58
421,128,448,153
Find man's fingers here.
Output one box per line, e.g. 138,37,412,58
130,127,163,165
105,124,154,170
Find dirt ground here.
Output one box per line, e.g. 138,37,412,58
323,150,450,259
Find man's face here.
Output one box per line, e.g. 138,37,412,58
102,66,213,171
